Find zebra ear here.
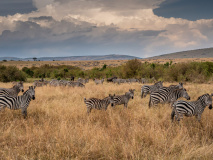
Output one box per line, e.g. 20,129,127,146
211,93,213,96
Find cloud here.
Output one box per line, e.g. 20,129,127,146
0,0,213,58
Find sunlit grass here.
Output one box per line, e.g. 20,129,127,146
0,82,212,159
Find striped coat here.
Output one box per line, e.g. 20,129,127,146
84,94,115,114
0,86,36,118
171,93,213,122
113,89,135,108
0,82,24,97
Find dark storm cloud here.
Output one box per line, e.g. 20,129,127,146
0,0,37,16
154,0,213,21
28,16,54,22
0,17,166,57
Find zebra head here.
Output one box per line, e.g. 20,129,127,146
198,94,212,109
18,81,24,92
181,88,190,100
208,93,213,109
155,81,163,89
27,86,36,100
109,94,115,107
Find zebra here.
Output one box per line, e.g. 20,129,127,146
113,78,126,84
49,79,59,87
84,94,115,114
67,81,85,87
171,93,213,122
149,88,190,108
0,82,24,97
78,78,89,84
0,86,36,118
113,89,135,108
94,78,104,85
141,81,163,98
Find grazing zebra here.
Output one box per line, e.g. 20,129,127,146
84,94,115,114
171,93,213,122
94,78,104,85
113,78,126,84
0,82,24,97
67,81,85,87
113,89,135,108
141,81,163,98
0,86,36,118
78,78,89,84
49,79,59,87
149,88,190,108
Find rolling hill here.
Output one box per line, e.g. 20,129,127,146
148,47,213,59
0,54,140,61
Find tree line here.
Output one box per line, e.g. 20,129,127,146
0,59,213,83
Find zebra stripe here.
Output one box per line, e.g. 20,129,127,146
94,78,104,85
171,93,213,122
0,86,36,118
84,94,115,114
149,87,190,107
113,89,135,108
0,82,24,97
141,81,163,98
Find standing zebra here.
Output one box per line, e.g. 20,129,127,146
0,81,24,97
149,88,190,107
171,93,213,122
84,94,115,114
0,86,36,118
113,89,135,108
141,81,163,98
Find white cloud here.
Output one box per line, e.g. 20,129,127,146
0,0,213,57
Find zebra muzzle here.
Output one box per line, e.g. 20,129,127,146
187,97,190,100
209,105,212,110
22,89,24,92
32,96,35,100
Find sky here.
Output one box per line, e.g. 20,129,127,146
0,0,213,58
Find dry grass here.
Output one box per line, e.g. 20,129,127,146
0,82,213,160
1,58,213,70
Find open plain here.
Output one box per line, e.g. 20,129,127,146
1,58,213,70
0,82,213,159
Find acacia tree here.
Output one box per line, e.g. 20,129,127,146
33,57,37,61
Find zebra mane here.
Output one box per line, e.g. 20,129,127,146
197,94,209,101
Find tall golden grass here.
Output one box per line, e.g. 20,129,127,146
0,82,213,159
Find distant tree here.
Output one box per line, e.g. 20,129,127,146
2,60,7,62
33,57,37,61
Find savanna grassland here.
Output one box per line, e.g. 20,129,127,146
0,82,213,160
1,58,213,70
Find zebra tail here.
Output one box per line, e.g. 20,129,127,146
171,109,175,122
84,98,87,103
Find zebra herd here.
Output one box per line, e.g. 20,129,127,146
0,79,212,122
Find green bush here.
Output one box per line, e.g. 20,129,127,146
0,65,26,82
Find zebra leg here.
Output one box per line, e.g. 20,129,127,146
87,107,92,115
21,108,27,119
144,92,147,98
148,96,153,108
171,109,175,122
196,114,201,122
141,91,144,98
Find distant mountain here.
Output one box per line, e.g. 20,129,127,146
147,47,213,59
0,54,141,61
